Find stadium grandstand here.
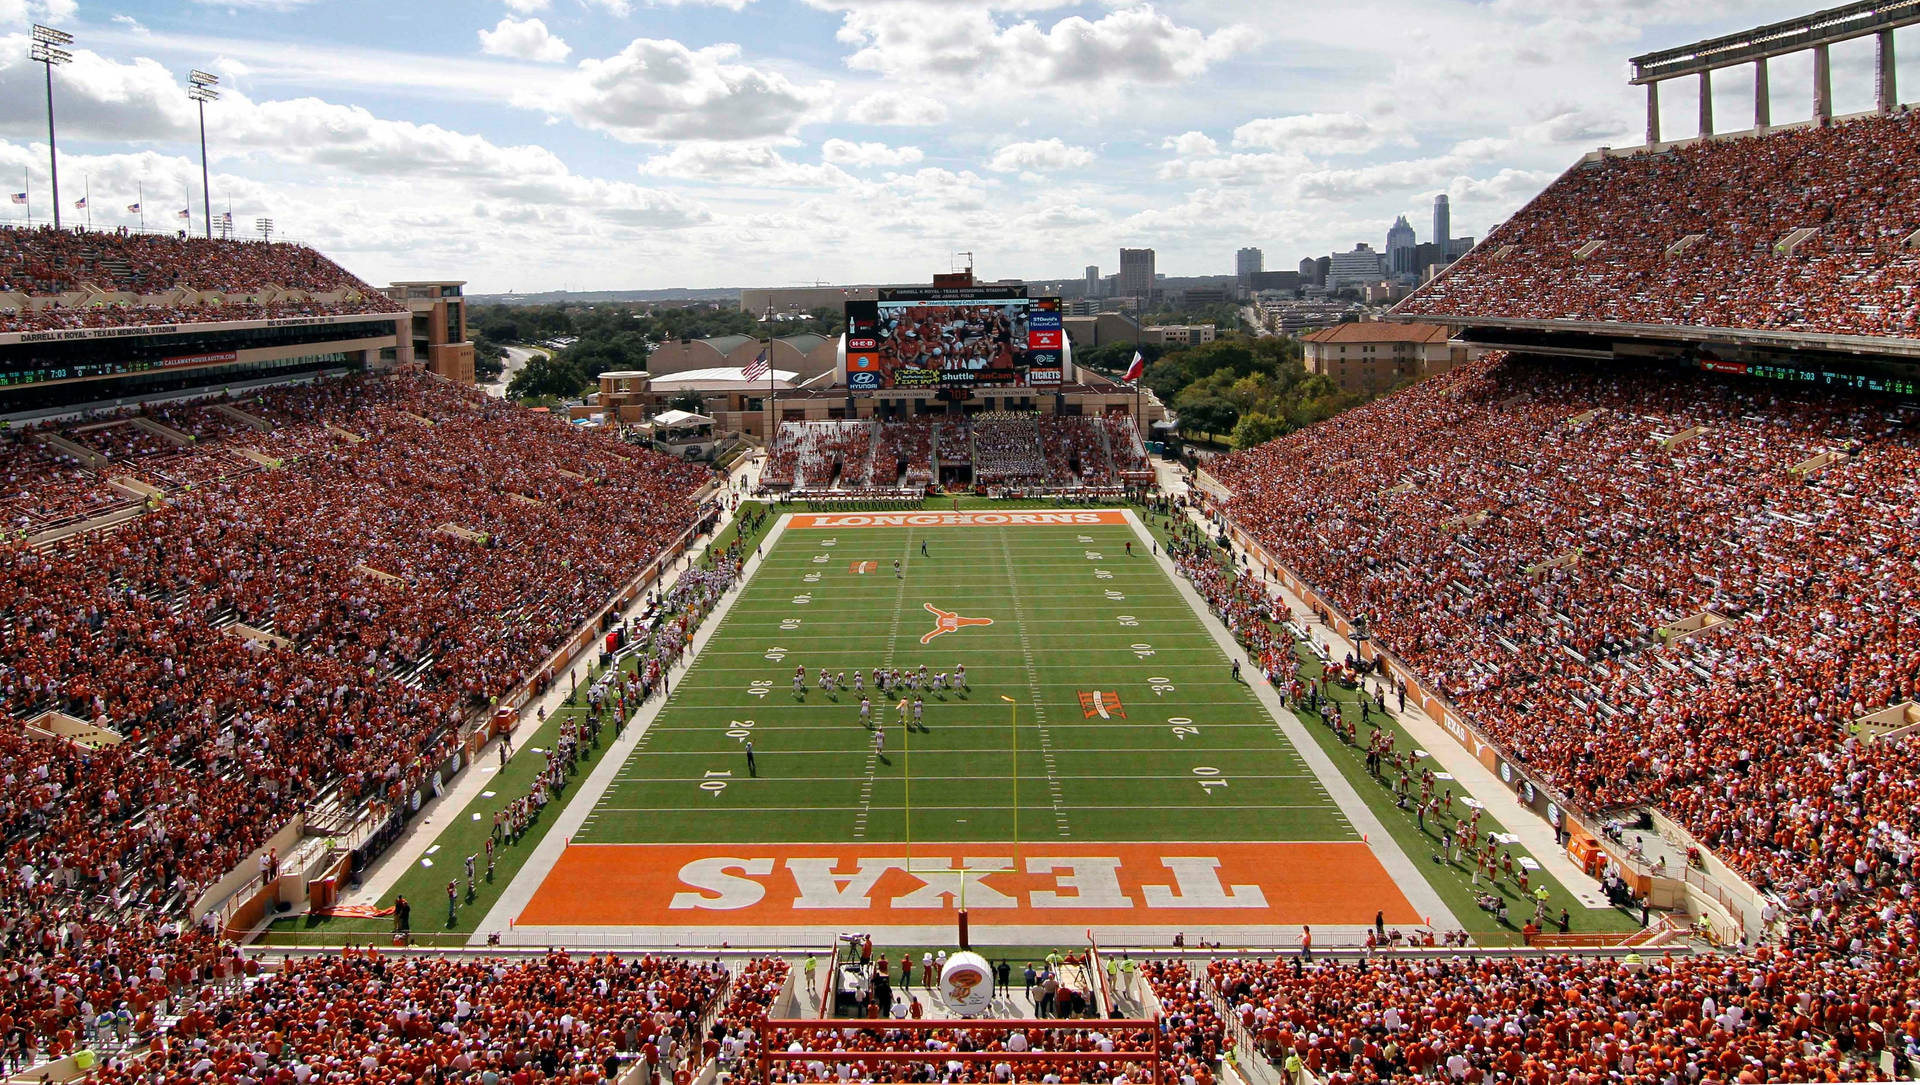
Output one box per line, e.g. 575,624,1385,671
6,4,1920,1084
1187,3,1920,1083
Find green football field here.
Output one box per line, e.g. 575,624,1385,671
576,515,1353,848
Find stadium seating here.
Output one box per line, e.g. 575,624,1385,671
761,415,1146,492
1208,351,1920,1026
1397,109,1920,339
1208,951,1891,1083
0,227,402,332
83,951,729,1082
0,371,712,1071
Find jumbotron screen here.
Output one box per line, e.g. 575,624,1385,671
845,287,1062,390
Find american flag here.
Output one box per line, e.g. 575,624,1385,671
74,197,87,209
126,203,141,214
741,348,770,383
177,208,191,220
8,193,25,205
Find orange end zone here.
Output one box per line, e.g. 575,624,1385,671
787,511,1132,530
518,842,1420,928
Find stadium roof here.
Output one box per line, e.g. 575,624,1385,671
1303,322,1451,344
648,366,800,388
1629,0,1920,83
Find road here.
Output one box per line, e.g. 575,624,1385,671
487,345,541,399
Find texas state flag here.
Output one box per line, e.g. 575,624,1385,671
1123,351,1145,383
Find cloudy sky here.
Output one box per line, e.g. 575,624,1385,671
0,0,1911,293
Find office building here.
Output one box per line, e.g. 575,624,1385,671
1302,321,1461,394
1298,258,1321,288
1235,247,1263,292
1249,270,1302,294
1144,324,1218,348
1084,265,1100,298
1327,243,1386,289
1119,248,1156,300
1433,195,1451,261
1387,216,1418,280
384,281,474,383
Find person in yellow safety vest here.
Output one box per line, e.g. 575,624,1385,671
1284,1051,1304,1083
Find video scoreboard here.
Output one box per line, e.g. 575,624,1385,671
845,286,1062,391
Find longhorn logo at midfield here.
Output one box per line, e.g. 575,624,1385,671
920,603,994,644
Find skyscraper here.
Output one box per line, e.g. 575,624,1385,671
1119,248,1155,300
1432,195,1451,259
1085,265,1100,298
1235,247,1263,284
1387,216,1417,279
1298,257,1320,287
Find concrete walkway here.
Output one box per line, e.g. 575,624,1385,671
344,454,764,911
1153,465,1608,911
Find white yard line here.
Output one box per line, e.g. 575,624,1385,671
1126,509,1462,932
467,513,795,944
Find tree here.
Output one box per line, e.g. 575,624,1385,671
667,391,705,413
507,352,589,401
1173,389,1239,438
1231,412,1287,450
472,333,508,382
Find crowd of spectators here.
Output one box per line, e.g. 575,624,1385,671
1208,950,1898,1084
1206,349,1920,1067
758,1022,1165,1084
0,226,402,332
760,415,1142,492
84,950,728,1084
0,370,713,1070
1397,109,1920,338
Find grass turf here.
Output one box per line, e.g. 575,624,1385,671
577,517,1352,848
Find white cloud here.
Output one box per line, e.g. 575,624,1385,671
110,14,150,36
504,0,550,10
478,17,571,63
1232,112,1414,156
820,138,922,167
638,143,856,188
535,38,831,142
846,91,948,126
987,137,1093,173
1161,130,1219,156
830,4,1257,90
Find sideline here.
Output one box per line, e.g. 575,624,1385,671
342,458,763,911
1155,465,1607,911
1125,510,1461,936
474,512,792,944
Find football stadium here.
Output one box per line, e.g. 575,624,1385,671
0,2,1917,1083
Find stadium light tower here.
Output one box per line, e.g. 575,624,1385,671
255,217,273,242
188,71,219,239
30,25,73,231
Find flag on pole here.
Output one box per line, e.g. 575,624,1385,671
742,348,770,383
222,211,233,224
177,208,190,220
8,193,24,205
74,197,87,209
1122,350,1145,383
126,203,142,214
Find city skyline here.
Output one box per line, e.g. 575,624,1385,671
0,0,1908,293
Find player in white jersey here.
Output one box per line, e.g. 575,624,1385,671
859,696,872,725
954,663,966,689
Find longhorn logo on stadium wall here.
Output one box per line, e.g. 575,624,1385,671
850,561,878,574
1079,691,1126,719
920,603,993,644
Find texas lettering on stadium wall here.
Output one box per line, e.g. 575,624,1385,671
519,842,1421,928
